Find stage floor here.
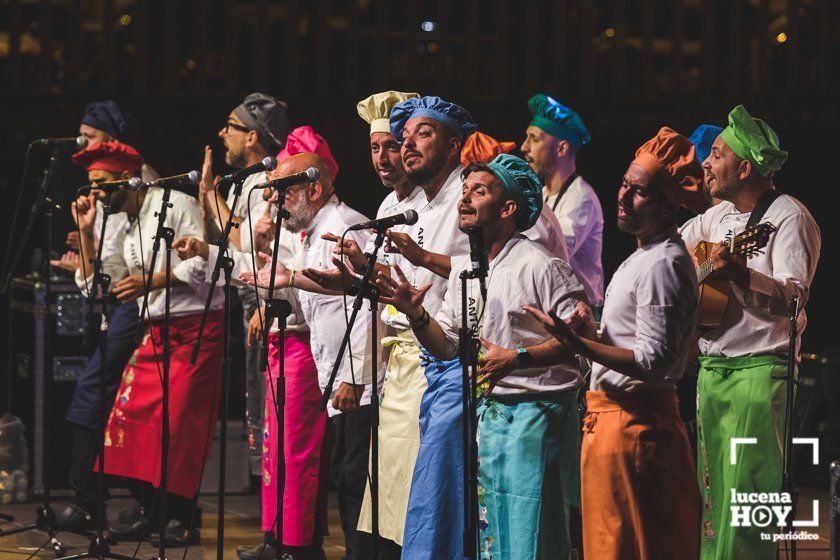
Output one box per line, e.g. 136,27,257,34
0,486,832,559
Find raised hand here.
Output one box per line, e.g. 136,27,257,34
173,236,209,260
253,191,279,253
239,252,290,289
322,232,366,272
375,264,431,318
72,194,98,232
50,251,81,274
522,304,585,353
301,256,356,292
199,145,221,204
385,229,427,266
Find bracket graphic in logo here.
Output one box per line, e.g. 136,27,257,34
730,437,820,528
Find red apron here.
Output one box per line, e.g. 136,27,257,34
104,310,224,499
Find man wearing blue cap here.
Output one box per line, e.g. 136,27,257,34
689,124,724,207
377,154,588,560
521,94,604,311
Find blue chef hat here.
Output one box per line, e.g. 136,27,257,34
81,100,139,147
689,124,724,165
389,95,478,143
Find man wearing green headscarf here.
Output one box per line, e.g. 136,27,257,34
679,105,821,560
522,94,604,311
377,154,588,559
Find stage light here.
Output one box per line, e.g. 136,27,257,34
776,32,788,44
421,21,436,32
186,58,197,70
605,27,616,38
120,14,132,26
427,42,438,53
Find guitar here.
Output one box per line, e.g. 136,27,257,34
693,222,777,328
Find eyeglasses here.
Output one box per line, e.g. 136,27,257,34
223,121,250,134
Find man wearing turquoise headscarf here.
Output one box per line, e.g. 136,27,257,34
377,154,588,560
522,94,604,310
680,105,821,560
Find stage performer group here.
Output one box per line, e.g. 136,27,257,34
40,89,820,560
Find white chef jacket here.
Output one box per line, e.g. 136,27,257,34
591,232,698,392
525,204,569,262
77,187,223,319
678,193,820,358
291,196,374,416
435,236,584,394
212,172,269,255
543,175,605,306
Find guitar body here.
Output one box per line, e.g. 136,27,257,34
694,241,731,329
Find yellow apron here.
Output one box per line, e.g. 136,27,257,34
357,329,427,545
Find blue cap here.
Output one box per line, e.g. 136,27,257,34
689,124,724,164
485,154,543,231
81,100,139,147
389,96,477,143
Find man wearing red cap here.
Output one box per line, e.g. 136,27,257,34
55,141,145,532
71,141,225,546
526,128,704,559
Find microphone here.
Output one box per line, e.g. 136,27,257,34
218,156,277,185
348,209,419,232
259,167,320,200
465,226,488,297
145,170,200,188
32,136,89,150
75,177,144,197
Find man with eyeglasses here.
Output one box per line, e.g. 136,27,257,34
199,93,290,479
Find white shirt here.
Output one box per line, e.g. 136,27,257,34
591,232,698,392
88,204,130,286
78,187,223,319
362,186,427,331
525,204,569,262
435,236,584,394
543,175,605,306
215,172,269,255
678,194,820,358
292,196,374,416
407,165,470,319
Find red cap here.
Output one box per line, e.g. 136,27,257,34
72,141,144,176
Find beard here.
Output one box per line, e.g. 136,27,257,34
225,146,247,169
285,196,317,233
406,153,447,186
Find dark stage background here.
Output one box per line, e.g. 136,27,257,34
0,0,838,410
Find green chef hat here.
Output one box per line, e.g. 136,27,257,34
719,105,788,176
527,94,591,147
485,154,544,231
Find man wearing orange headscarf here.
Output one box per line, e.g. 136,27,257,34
526,127,704,559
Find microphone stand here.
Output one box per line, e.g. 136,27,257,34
189,178,244,559
0,148,65,557
255,190,292,560
57,197,133,560
780,295,801,560
129,186,175,560
459,270,481,559
320,229,384,559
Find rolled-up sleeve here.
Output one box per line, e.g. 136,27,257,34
632,256,695,383
730,213,820,317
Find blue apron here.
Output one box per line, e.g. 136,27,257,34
401,354,465,559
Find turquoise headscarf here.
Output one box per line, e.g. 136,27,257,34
483,154,543,231
527,94,591,147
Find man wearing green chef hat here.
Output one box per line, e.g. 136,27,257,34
679,105,821,560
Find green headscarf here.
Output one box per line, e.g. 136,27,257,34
485,154,544,231
719,105,788,176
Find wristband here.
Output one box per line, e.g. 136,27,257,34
410,308,431,331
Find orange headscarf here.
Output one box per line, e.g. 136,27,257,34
460,131,517,166
631,127,709,214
